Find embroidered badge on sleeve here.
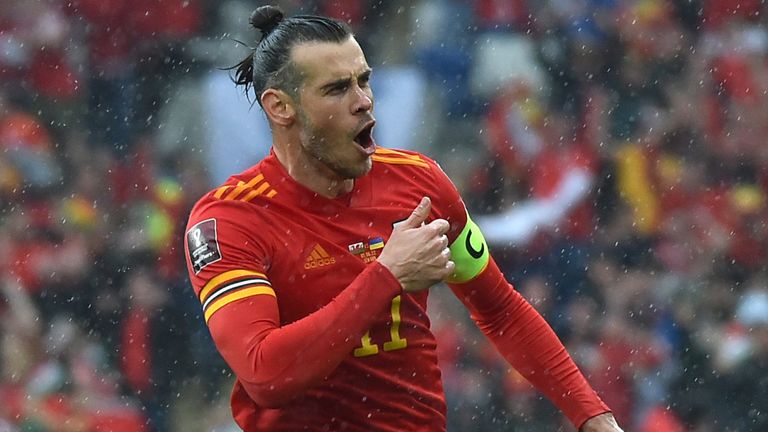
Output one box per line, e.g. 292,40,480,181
187,218,223,274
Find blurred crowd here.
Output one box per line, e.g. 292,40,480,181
1,0,767,431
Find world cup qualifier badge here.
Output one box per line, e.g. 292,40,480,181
187,218,222,274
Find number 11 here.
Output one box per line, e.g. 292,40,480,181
353,295,408,357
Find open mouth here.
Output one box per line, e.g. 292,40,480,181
353,122,375,151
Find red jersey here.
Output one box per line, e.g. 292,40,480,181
185,147,609,431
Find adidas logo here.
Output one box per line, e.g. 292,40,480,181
304,244,336,269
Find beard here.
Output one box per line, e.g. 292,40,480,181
298,110,372,180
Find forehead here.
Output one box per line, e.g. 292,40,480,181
291,37,369,86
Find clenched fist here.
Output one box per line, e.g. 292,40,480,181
377,197,455,293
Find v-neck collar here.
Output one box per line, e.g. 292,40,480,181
260,149,373,215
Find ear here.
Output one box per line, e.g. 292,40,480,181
261,89,296,127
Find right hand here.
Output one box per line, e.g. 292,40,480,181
377,197,455,293
580,413,624,432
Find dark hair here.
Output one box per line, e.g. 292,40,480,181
231,5,352,107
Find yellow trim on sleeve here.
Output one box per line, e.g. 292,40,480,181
199,269,267,302
204,286,276,323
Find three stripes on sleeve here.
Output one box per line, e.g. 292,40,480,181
199,270,275,323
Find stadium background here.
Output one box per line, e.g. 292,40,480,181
1,0,767,431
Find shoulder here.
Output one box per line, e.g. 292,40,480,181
371,147,434,171
185,168,281,267
187,165,277,230
184,167,279,282
371,146,459,189
370,147,465,224
370,147,452,185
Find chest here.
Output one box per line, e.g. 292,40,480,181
263,204,415,322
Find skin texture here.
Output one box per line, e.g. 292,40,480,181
261,36,375,198
581,413,623,431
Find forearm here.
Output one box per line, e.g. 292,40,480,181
449,258,610,428
209,262,401,407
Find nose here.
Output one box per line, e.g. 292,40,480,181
351,86,373,114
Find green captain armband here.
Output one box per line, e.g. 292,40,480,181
445,212,490,283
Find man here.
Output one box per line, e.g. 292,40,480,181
184,6,622,431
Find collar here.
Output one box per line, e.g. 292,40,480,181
260,148,373,215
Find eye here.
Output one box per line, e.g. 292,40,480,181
329,83,349,95
359,73,371,87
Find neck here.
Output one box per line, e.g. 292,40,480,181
272,140,354,199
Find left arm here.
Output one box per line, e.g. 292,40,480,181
447,255,612,429
421,155,618,430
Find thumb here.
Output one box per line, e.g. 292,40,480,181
400,197,431,229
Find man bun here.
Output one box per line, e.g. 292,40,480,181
231,7,351,107
250,5,284,36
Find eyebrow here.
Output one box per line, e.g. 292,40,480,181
319,68,373,93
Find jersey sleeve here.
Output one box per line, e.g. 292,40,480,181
422,156,489,283
422,157,611,428
184,198,403,408
185,199,275,324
